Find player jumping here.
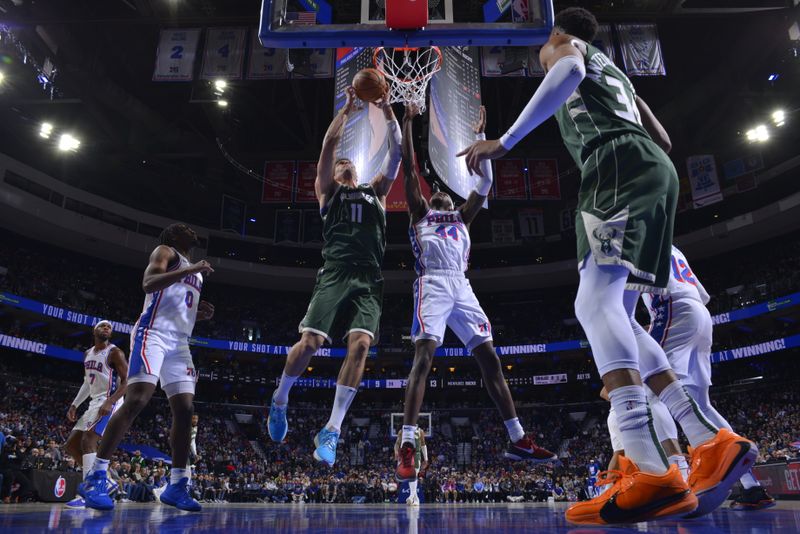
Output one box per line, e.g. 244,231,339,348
80,223,215,512
395,103,556,486
458,7,757,524
267,85,402,467
63,320,127,509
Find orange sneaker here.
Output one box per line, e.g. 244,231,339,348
686,428,758,518
566,456,698,525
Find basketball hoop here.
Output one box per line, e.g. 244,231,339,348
374,46,442,112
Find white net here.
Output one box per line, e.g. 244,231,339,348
374,46,442,112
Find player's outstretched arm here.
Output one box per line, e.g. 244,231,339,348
635,96,671,154
316,86,358,209
459,106,493,225
456,35,586,176
401,103,429,223
99,347,129,417
371,91,402,202
141,245,213,294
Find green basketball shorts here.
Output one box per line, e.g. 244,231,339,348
575,133,679,295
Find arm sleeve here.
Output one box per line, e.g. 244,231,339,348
71,379,91,408
473,132,493,195
499,55,586,150
380,119,402,179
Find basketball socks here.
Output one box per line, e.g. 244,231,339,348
82,452,97,480
658,381,718,447
326,384,357,432
402,425,417,446
608,385,669,474
409,479,418,498
170,467,189,485
504,417,525,443
668,454,690,482
274,372,299,405
649,397,678,443
740,470,760,489
92,457,110,474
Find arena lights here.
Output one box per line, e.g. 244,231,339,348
39,122,53,139
0,70,5,85
217,99,228,108
57,133,81,152
745,125,769,143
772,109,786,127
767,73,779,82
214,79,227,92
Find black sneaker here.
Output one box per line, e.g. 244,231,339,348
730,486,776,511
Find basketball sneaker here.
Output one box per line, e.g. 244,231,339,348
730,486,776,511
686,428,758,518
64,496,85,509
153,483,167,503
565,455,698,525
79,470,114,511
504,435,557,463
313,427,340,467
396,443,418,482
160,478,202,512
267,393,289,442
406,493,420,506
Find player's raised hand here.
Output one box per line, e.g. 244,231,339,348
197,300,215,321
190,259,214,275
456,139,508,177
472,105,487,134
403,102,421,121
343,86,360,114
67,405,77,422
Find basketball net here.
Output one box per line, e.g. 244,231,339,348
374,46,442,112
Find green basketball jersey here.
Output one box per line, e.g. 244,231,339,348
414,430,424,469
321,184,386,269
554,43,652,170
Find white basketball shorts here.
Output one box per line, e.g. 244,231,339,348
73,396,122,436
650,298,713,388
129,327,198,395
411,271,492,352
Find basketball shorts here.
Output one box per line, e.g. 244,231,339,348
129,327,198,395
411,271,492,352
73,396,122,436
576,133,679,295
649,297,713,388
300,265,384,345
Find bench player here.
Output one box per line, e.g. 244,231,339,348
395,104,556,486
63,320,127,508
458,7,757,524
267,86,402,467
80,223,215,512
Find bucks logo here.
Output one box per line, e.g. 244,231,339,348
592,228,617,255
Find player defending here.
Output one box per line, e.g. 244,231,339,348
63,320,127,509
267,85,402,467
395,104,555,486
458,8,757,524
394,427,427,506
80,223,215,512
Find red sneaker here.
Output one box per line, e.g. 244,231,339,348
395,443,417,482
504,434,558,462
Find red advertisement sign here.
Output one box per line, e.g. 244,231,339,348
529,159,561,200
261,161,294,203
493,159,527,200
296,161,318,203
753,461,800,497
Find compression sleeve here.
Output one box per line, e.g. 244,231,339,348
72,379,91,408
380,119,402,180
474,132,493,196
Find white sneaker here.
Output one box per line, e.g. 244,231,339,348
152,485,167,504
64,497,85,509
406,495,420,507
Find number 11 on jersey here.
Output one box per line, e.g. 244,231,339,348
351,203,363,223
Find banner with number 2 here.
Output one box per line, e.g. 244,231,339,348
153,29,201,82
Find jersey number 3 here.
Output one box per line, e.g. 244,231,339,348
605,75,641,126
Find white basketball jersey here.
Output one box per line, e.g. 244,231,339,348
643,246,710,313
136,250,203,337
409,210,471,275
84,344,119,400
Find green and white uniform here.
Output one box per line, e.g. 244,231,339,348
299,184,386,343
554,42,678,294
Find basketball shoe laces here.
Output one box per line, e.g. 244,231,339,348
320,431,337,453
400,445,414,469
594,469,628,492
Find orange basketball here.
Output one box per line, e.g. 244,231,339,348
353,68,389,102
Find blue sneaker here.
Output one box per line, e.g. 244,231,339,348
159,478,202,512
267,394,288,442
313,427,340,467
64,496,85,509
80,470,114,511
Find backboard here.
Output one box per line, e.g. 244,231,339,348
260,0,555,48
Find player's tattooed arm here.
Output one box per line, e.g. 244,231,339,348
401,102,429,223
635,96,672,153
317,86,358,209
99,347,128,417
141,245,213,294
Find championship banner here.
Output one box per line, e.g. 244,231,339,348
493,159,528,200
518,208,544,238
428,46,485,202
200,27,247,80
295,161,318,203
593,24,616,64
528,159,561,200
261,161,295,203
153,28,201,82
687,155,723,208
247,30,288,79
616,23,666,76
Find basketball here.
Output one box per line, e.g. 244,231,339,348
352,68,388,102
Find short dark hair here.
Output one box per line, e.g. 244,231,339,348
159,223,188,247
554,7,599,42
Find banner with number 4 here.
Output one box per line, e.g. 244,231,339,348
153,29,201,82
201,28,247,80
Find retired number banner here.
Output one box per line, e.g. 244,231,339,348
261,161,295,203
295,161,318,203
493,159,528,200
616,23,666,76
153,29,201,82
201,28,247,80
687,155,723,208
529,159,561,200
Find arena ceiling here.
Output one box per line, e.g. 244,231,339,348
0,0,797,228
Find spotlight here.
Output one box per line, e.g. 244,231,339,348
745,125,769,143
214,79,227,92
767,73,779,82
249,217,257,222
772,109,785,127
57,133,81,152
217,100,228,108
40,122,53,139
0,71,4,85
